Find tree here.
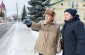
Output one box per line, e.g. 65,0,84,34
12,14,18,21
27,0,63,22
21,5,27,21
0,12,5,20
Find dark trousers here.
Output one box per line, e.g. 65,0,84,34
39,53,43,55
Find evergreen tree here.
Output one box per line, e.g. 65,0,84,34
27,0,63,22
0,12,4,20
21,5,27,21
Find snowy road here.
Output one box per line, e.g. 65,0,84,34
0,22,14,38
0,22,62,55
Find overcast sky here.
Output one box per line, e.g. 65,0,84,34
0,0,30,17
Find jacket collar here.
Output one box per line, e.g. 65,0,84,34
43,21,55,25
64,16,80,23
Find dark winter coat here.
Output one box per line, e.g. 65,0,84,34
61,16,85,55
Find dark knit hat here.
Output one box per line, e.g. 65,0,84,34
64,8,77,16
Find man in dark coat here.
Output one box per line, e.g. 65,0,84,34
61,8,85,55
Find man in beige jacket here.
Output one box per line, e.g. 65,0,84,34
23,8,61,55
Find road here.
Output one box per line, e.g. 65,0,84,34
0,22,14,39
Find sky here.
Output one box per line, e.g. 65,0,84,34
0,0,30,17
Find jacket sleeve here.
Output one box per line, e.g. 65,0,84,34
30,22,41,30
74,22,85,55
56,26,62,53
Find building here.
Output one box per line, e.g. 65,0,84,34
51,0,85,25
0,0,7,22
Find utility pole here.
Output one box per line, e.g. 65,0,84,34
16,3,18,21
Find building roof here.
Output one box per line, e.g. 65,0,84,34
0,0,6,11
1,0,6,9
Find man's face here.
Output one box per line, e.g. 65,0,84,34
44,14,53,24
64,12,73,21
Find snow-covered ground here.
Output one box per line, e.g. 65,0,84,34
0,22,62,55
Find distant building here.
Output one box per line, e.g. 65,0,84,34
0,0,7,22
51,0,85,25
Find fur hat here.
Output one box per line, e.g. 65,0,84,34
44,8,56,17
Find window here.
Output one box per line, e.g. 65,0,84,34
61,3,63,6
57,0,62,1
84,13,85,20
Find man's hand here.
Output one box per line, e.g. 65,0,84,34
23,19,32,25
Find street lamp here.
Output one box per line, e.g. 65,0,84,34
16,3,18,21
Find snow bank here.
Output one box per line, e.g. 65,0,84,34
0,22,62,55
